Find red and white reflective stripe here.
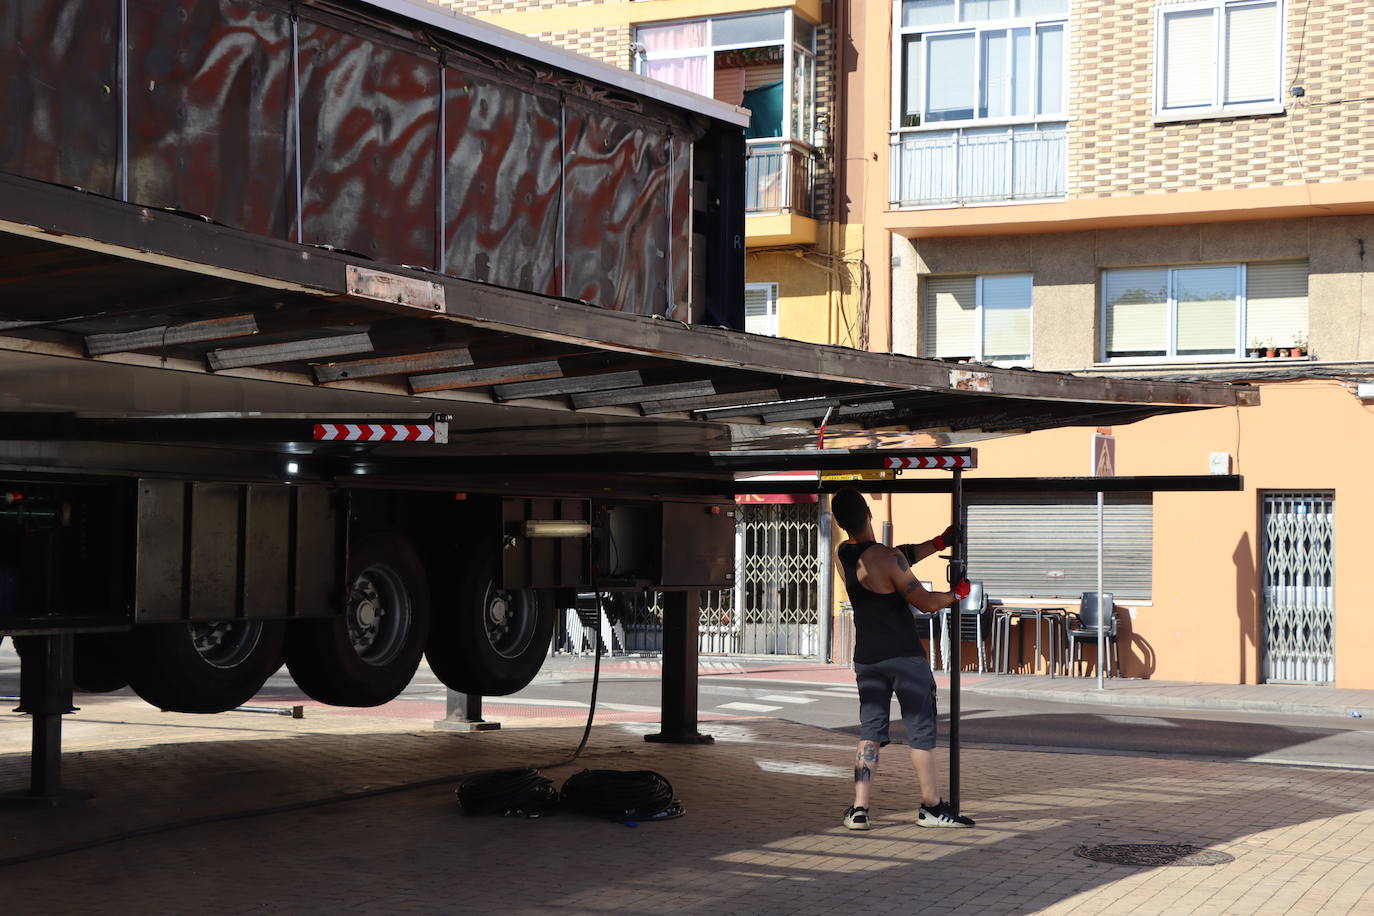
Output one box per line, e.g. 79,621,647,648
883,455,972,470
313,423,436,442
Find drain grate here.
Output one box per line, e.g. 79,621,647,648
1074,844,1235,867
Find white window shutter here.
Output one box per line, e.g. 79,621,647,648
981,274,1033,360
1104,268,1168,356
1163,9,1217,110
744,284,778,336
1174,266,1239,354
1245,261,1308,348
1225,2,1279,105
925,277,978,358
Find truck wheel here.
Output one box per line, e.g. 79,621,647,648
125,619,285,713
286,532,430,707
73,634,128,693
426,544,553,696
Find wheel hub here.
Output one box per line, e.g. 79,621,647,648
189,620,261,670
483,585,536,659
347,565,411,666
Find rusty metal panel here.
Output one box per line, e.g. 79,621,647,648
0,0,120,195
292,485,338,617
443,66,561,295
296,13,438,266
188,482,240,620
124,0,294,238
564,108,671,315
668,134,692,320
135,479,186,623
243,484,290,619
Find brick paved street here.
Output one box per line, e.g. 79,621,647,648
2,698,1372,914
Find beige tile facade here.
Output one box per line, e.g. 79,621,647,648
1069,0,1374,198
440,1,629,66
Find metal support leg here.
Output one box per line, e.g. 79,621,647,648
646,590,713,745
435,690,500,732
2,634,93,807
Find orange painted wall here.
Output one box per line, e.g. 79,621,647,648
884,380,1374,688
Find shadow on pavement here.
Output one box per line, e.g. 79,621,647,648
1,710,1369,915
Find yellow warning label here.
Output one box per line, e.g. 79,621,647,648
819,469,896,481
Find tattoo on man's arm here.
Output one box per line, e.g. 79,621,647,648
894,553,910,573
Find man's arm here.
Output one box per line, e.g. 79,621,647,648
896,525,961,566
886,547,963,614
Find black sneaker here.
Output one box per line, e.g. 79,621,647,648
842,805,871,830
917,800,974,828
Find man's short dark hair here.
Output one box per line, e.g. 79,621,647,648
831,487,870,535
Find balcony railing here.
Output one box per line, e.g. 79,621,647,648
746,139,817,218
889,123,1067,208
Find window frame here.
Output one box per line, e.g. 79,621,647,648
744,281,781,336
924,272,1034,365
1152,0,1287,123
1100,263,1253,363
634,12,818,145
891,0,1069,133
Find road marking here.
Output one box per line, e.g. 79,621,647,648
758,694,817,705
754,759,850,779
718,702,783,713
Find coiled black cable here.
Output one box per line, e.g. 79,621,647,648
456,767,560,818
559,768,684,823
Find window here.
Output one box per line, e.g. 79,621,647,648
745,282,780,335
635,12,816,143
967,493,1153,601
1154,0,1284,120
924,274,1032,363
895,0,1068,129
1101,260,1308,361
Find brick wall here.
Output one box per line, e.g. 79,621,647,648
1069,0,1374,198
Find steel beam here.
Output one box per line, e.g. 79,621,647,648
493,370,643,402
572,379,715,409
410,358,565,393
645,590,713,745
315,347,474,383
208,332,375,370
85,314,261,356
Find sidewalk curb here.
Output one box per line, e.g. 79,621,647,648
960,683,1374,720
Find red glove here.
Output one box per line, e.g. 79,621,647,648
932,525,961,551
953,579,972,599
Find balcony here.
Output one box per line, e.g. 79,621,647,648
746,139,817,217
745,139,818,248
889,123,1067,209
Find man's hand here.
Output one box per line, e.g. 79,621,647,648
953,578,972,599
932,525,961,551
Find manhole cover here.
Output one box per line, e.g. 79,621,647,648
1074,844,1235,867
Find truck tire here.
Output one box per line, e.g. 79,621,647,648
425,543,553,696
12,633,131,694
125,619,285,713
73,633,129,693
286,532,430,707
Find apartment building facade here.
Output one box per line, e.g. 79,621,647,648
854,0,1374,688
445,0,862,348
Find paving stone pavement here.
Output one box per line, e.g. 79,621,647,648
1,699,1372,915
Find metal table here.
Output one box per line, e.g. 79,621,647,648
994,605,1067,676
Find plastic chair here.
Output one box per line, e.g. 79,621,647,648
1066,591,1118,677
947,581,993,673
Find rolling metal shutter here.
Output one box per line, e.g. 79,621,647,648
966,492,1152,601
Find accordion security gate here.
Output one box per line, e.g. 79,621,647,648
1260,492,1335,684
617,503,822,657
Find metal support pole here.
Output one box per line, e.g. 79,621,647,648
435,690,500,732
817,493,833,663
646,589,713,744
949,467,966,813
1,634,93,807
1097,490,1105,690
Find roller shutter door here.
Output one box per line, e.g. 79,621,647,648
966,492,1152,601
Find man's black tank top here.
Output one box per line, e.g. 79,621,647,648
837,540,924,664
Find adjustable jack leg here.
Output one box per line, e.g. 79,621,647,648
1,634,93,808
435,690,500,732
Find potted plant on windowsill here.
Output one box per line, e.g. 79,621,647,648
1290,334,1307,358
1264,339,1278,358
1247,337,1264,359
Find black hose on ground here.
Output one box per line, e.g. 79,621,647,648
559,768,683,823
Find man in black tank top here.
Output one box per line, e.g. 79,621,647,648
831,487,975,830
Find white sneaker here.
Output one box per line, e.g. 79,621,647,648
918,800,974,828
842,805,871,830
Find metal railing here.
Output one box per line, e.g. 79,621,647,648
889,124,1067,208
746,139,817,217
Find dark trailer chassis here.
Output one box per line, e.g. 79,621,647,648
0,0,1255,809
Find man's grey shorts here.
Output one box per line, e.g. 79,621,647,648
855,655,938,750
